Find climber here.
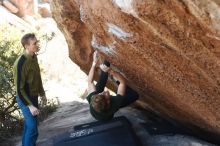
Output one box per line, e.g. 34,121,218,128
86,51,139,121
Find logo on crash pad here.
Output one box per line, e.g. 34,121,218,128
70,129,94,138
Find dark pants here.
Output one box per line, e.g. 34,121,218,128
95,62,139,108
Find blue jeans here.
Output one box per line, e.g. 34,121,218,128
16,96,38,146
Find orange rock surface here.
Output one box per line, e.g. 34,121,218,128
51,0,220,139
9,0,38,16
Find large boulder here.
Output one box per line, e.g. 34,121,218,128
9,0,38,17
51,0,220,143
38,3,51,18
2,0,18,13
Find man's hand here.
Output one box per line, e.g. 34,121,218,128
28,105,40,116
100,64,110,72
92,50,98,66
41,95,47,105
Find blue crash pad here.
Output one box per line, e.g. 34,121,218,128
53,116,141,146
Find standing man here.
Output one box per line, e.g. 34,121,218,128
13,33,47,146
86,51,139,121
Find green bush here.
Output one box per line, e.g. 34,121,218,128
0,24,23,141
38,97,59,122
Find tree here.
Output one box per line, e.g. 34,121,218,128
0,24,23,141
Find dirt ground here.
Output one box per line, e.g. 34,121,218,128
14,101,216,146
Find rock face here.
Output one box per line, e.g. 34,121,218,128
9,0,38,17
3,0,51,18
51,0,220,143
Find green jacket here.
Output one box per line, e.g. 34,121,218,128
13,52,45,106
